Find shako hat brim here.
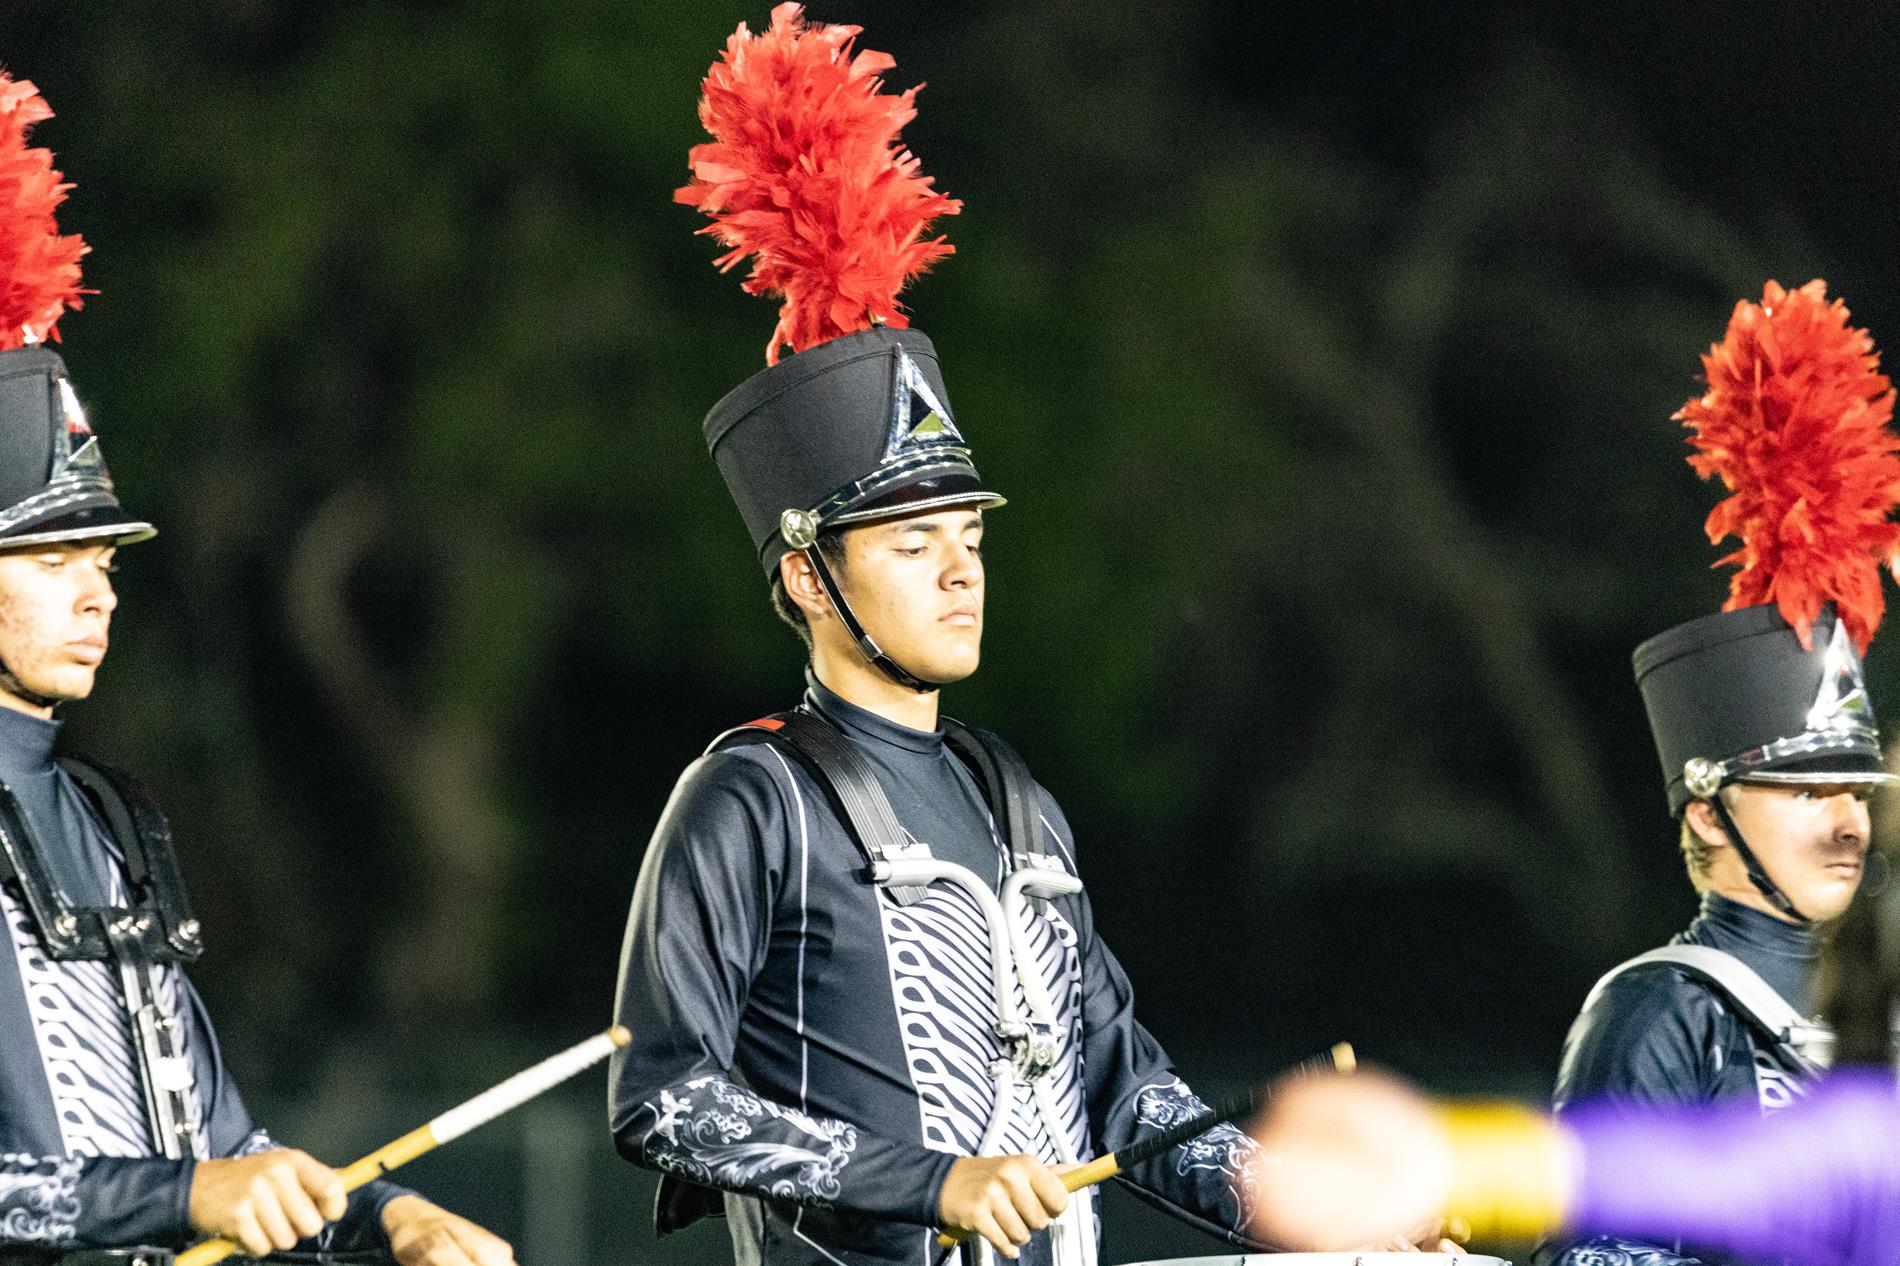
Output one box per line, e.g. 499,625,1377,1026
0,504,155,549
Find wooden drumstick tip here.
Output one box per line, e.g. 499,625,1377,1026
608,1025,632,1047
1330,1042,1356,1075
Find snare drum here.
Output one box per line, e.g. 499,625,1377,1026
1119,1256,1511,1266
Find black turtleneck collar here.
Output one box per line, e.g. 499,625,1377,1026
1680,890,1818,1011
0,702,115,907
805,669,942,755
0,702,60,782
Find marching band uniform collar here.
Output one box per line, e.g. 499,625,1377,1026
1684,890,1817,1015
0,701,60,777
1691,891,1818,961
0,699,106,909
805,669,942,755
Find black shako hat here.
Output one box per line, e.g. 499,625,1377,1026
0,346,153,549
1634,280,1900,822
1638,280,1900,923
1635,603,1894,816
703,326,1002,576
680,6,991,691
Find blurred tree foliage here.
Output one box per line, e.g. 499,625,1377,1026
3,0,1897,1120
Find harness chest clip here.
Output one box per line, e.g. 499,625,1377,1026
994,1018,1059,1082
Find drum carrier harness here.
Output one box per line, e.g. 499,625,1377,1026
659,708,1098,1266
0,758,203,1161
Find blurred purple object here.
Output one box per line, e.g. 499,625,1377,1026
1567,1066,1900,1266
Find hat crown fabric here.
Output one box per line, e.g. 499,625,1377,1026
703,326,998,575
1634,604,1886,814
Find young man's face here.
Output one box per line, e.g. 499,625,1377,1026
1697,781,1871,922
0,541,117,713
834,507,985,685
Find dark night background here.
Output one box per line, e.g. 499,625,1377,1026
6,1,1900,1261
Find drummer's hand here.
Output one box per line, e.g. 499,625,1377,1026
383,1196,516,1266
938,1154,1069,1259
383,1195,516,1266
188,1148,347,1258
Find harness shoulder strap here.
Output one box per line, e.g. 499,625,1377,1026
59,756,149,886
0,777,72,952
941,719,1043,859
1583,944,1832,1071
58,756,203,962
707,712,917,877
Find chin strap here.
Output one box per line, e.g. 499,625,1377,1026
0,656,61,713
1708,790,1811,925
802,545,936,695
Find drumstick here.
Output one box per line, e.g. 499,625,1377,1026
1064,1041,1354,1190
175,1026,631,1266
937,1042,1355,1249
1058,1086,1259,1189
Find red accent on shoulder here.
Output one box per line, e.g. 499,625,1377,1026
747,717,786,731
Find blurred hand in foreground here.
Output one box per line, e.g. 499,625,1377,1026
1246,1068,1455,1251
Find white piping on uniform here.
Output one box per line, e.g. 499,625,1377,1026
793,1207,852,1266
768,746,849,1266
1038,811,1079,874
763,745,814,1110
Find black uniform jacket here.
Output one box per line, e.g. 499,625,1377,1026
611,677,1263,1266
0,705,403,1260
1535,892,1818,1266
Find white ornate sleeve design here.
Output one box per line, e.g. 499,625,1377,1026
1134,1077,1263,1234
636,1075,859,1207
0,1154,82,1246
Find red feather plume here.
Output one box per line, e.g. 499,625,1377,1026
1677,279,1900,652
0,74,86,350
676,3,961,365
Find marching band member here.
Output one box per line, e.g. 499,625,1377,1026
1536,279,1900,1266
0,74,511,1266
1244,820,1900,1265
609,9,1277,1264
